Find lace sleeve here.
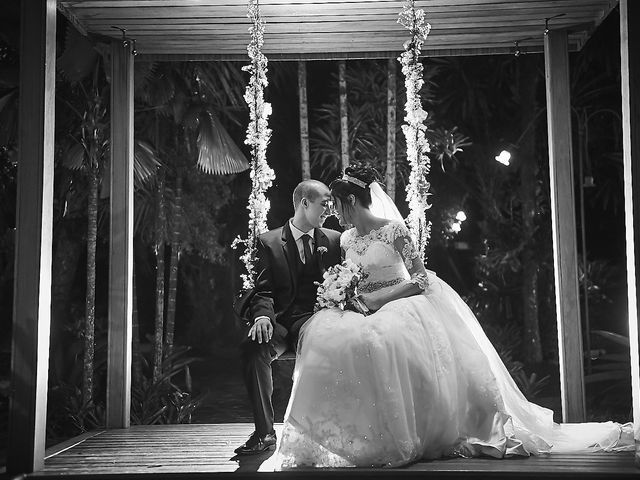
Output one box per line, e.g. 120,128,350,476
340,228,354,252
390,222,429,291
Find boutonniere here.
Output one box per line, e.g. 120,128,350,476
317,246,328,273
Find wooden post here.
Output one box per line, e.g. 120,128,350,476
386,58,397,201
7,0,56,474
339,60,349,171
544,29,586,423
107,39,134,428
298,61,310,180
619,0,640,464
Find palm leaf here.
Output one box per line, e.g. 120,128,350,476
196,111,249,175
137,64,177,110
193,62,245,108
592,330,630,347
63,142,86,171
134,140,162,184
57,24,99,83
99,140,162,198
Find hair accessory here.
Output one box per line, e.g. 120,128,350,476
342,174,368,189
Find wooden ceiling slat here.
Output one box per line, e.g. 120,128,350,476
84,18,595,35
114,30,583,43
65,3,608,19
81,9,600,23
139,44,554,61
64,0,606,9
136,36,583,50
103,22,593,36
57,0,615,60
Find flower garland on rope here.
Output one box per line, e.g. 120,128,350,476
231,0,275,291
398,1,432,260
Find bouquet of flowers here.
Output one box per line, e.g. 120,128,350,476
315,258,369,314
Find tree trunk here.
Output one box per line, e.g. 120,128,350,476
82,165,99,405
153,170,166,383
518,57,543,365
386,58,397,201
50,218,83,382
339,60,349,171
298,61,310,180
165,167,183,361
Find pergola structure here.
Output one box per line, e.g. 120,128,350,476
8,0,639,476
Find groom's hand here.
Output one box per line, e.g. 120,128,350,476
249,317,273,344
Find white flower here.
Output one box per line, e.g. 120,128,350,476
315,260,365,311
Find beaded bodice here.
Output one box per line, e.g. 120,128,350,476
340,221,427,295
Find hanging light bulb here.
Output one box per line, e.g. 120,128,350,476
495,150,511,166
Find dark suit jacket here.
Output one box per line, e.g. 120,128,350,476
250,222,341,327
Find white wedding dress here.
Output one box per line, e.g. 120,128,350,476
274,221,633,468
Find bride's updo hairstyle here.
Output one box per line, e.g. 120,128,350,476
329,162,381,208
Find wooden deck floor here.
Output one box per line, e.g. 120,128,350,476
28,423,637,480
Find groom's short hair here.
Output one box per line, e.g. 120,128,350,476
293,180,326,209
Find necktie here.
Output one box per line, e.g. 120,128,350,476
301,234,312,264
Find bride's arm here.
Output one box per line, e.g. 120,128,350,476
358,224,428,311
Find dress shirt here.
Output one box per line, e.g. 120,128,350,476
289,221,315,264
252,222,316,325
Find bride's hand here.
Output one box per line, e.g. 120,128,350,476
359,293,381,312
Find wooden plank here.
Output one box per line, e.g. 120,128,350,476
54,0,615,60
63,1,611,17
619,0,640,460
44,431,105,459
55,0,615,62
339,59,349,170
134,38,579,50
137,45,549,62
64,0,609,7
86,30,592,42
82,17,598,33
36,424,639,478
127,32,586,48
7,0,56,475
81,11,601,27
298,61,311,180
136,38,581,54
107,39,134,429
543,29,585,423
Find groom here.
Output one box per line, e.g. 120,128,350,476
234,179,341,455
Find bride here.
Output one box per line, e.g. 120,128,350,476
273,164,633,468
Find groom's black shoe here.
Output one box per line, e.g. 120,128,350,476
234,431,277,455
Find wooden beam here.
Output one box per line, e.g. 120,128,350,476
619,0,640,458
59,1,611,18
298,61,310,180
339,60,348,171
544,29,585,423
7,0,56,474
138,44,554,62
107,39,134,429
386,58,396,201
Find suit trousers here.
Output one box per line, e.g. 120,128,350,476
240,312,312,436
